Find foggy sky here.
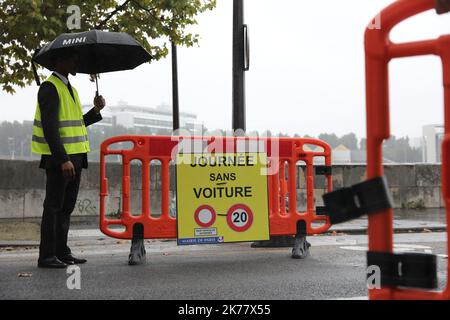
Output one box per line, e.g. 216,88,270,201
1,0,449,139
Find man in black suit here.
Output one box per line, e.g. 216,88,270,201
34,49,106,268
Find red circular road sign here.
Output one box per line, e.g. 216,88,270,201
226,204,253,232
194,205,216,228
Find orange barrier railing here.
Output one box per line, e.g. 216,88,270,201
365,0,450,300
99,136,332,240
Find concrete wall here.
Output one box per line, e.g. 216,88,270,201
0,160,444,219
306,164,443,210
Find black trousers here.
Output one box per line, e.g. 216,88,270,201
39,167,82,260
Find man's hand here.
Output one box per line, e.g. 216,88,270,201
61,161,76,180
93,95,106,114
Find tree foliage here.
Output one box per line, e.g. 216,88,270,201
383,136,422,163
339,133,358,150
318,133,339,149
0,118,425,163
0,0,216,93
318,133,358,150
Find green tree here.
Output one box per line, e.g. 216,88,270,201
360,138,367,150
277,132,290,138
260,130,273,138
318,133,339,148
0,0,216,93
383,136,422,163
338,133,358,150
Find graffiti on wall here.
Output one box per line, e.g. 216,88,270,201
76,198,97,215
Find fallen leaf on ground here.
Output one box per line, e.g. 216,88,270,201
117,240,127,245
17,272,32,278
423,228,432,233
331,231,347,236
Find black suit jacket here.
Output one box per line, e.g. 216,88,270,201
38,73,102,169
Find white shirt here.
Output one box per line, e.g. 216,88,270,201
53,71,69,85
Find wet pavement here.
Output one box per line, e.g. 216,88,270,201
331,208,447,233
0,208,447,299
0,208,447,246
0,232,447,300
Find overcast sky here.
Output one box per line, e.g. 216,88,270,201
1,0,449,139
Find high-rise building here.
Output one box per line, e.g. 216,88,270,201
82,101,202,135
422,124,444,163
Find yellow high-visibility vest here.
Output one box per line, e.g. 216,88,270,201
31,74,90,155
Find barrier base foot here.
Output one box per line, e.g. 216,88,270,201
128,238,146,265
291,236,311,259
251,236,295,248
128,223,146,266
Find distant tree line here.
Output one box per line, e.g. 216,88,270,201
0,120,423,163
315,133,422,163
0,121,34,160
0,120,173,161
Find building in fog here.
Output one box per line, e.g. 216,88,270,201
82,101,202,135
332,144,351,164
422,124,444,163
306,144,366,164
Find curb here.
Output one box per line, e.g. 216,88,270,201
327,226,447,235
0,226,446,248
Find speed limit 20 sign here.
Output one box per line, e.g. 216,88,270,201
226,204,253,232
176,153,270,245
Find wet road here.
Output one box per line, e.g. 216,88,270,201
0,232,448,300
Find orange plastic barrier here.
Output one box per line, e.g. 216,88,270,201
365,0,450,300
99,136,332,240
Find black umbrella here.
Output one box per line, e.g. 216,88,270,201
32,30,151,96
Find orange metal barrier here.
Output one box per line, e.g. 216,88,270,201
365,0,450,300
99,136,332,240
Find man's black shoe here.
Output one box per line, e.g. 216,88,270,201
38,256,68,269
58,254,87,265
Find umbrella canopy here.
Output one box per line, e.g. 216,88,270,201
33,30,151,74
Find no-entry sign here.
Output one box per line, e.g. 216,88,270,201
176,152,270,245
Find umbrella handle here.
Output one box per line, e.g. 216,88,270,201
31,48,41,86
95,74,99,97
32,61,41,86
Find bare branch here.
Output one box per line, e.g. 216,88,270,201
130,0,157,13
95,0,132,29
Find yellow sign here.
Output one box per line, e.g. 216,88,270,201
176,152,270,245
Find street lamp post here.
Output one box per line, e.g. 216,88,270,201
172,41,180,132
232,0,248,134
